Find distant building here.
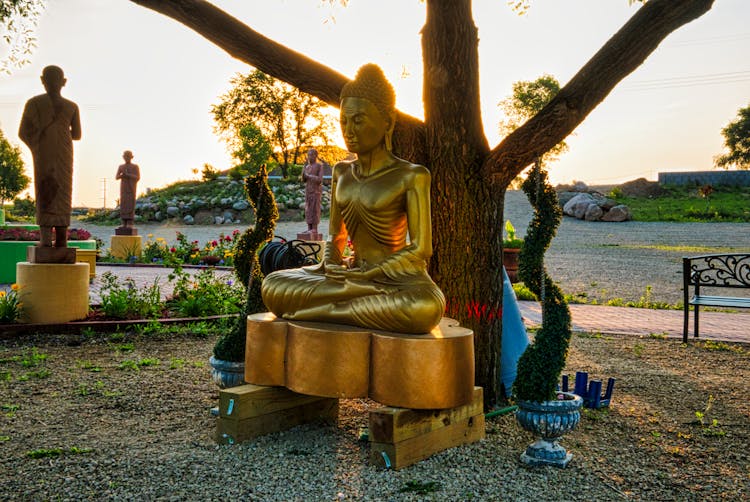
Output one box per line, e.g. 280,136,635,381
658,170,750,187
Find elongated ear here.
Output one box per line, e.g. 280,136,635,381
384,111,396,152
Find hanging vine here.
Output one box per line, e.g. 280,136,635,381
512,162,572,402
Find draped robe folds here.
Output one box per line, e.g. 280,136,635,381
262,161,446,334
302,161,324,228
19,94,80,227
117,163,140,220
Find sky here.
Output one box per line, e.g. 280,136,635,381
0,0,748,208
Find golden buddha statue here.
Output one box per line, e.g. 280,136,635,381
262,64,445,334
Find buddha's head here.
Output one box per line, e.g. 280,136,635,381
123,150,134,162
340,64,396,154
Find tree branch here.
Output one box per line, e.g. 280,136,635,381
484,0,714,186
129,0,425,156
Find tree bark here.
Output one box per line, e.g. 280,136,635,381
130,0,715,407
422,0,504,406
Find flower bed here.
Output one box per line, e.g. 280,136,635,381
0,227,96,284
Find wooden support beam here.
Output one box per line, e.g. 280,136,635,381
215,384,338,445
369,386,485,469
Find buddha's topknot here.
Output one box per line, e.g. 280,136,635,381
340,64,396,120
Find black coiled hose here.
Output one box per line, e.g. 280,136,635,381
259,236,321,276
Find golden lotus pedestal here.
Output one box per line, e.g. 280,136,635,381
214,313,483,468
15,262,89,323
109,235,142,260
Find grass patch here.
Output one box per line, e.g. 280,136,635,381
611,244,750,254
400,480,442,495
611,185,750,222
26,447,92,459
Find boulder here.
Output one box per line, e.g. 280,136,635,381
232,200,249,211
183,214,195,225
563,193,596,219
584,204,604,221
601,204,632,222
214,216,225,225
166,206,180,217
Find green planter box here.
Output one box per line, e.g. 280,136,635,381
0,240,97,284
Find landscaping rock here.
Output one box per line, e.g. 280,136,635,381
601,204,633,222
232,200,249,211
183,214,195,225
166,206,180,217
584,204,604,221
563,192,630,222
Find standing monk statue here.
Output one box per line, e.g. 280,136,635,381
298,147,324,240
115,150,140,233
262,64,445,334
18,65,82,249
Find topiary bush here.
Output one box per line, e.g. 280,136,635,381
512,163,572,402
213,164,278,362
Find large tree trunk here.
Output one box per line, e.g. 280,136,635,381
422,0,505,406
130,0,714,407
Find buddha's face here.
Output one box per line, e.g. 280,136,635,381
340,97,390,154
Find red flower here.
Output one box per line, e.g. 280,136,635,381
225,235,232,242
212,240,218,247
170,247,176,253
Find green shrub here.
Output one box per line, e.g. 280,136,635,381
213,164,278,362
513,164,571,403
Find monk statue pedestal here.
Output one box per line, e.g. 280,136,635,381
214,314,484,468
110,232,142,261
16,260,89,324
296,230,322,242
115,226,138,236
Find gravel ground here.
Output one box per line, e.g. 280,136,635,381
79,190,750,306
1,331,747,500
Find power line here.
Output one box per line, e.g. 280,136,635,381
622,70,750,91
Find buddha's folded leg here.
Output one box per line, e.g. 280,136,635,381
286,284,445,334
262,268,392,318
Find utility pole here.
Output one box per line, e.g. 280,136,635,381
100,178,107,209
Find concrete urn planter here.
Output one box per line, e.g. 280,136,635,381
515,392,583,467
209,356,245,389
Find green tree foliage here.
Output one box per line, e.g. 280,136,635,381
715,104,750,170
0,0,44,72
0,129,30,205
232,123,274,175
212,70,336,178
499,74,568,163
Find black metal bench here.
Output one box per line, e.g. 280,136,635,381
682,254,750,342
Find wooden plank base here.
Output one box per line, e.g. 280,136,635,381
369,386,485,469
215,384,338,445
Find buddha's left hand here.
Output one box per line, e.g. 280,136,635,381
326,266,382,282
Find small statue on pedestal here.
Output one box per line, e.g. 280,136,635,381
18,65,82,263
297,148,324,241
115,150,140,236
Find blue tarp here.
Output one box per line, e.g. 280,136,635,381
501,267,530,397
